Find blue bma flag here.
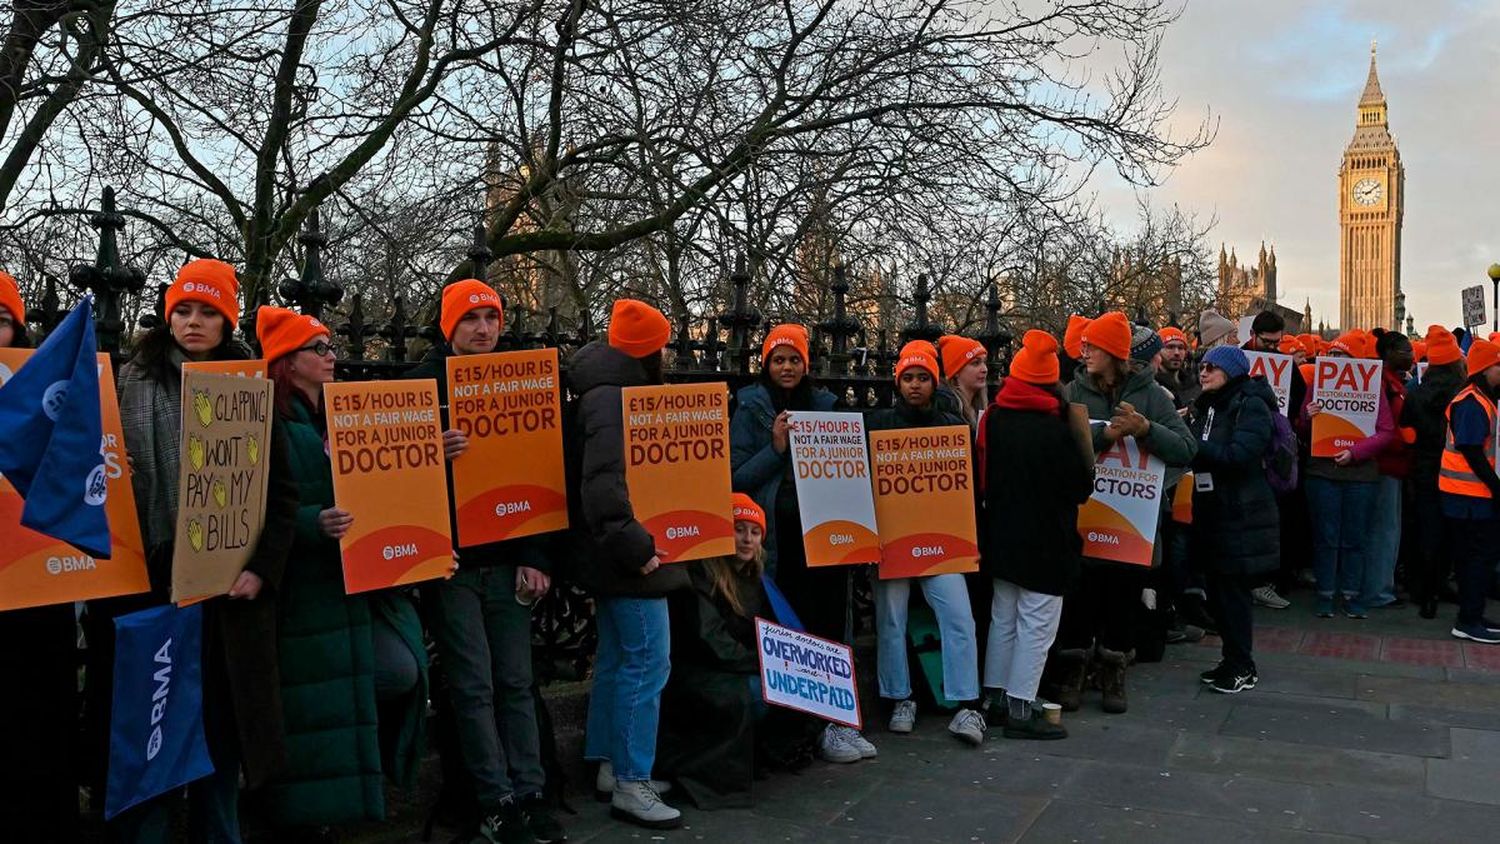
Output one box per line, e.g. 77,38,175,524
105,604,214,820
0,296,111,558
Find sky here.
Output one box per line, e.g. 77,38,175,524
1091,0,1500,330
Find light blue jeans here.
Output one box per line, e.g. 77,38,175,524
585,596,670,782
1306,475,1377,609
1365,476,1402,606
873,573,979,702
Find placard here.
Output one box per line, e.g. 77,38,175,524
868,426,979,579
0,350,150,611
755,617,861,729
1076,433,1165,566
1245,351,1293,417
183,359,267,378
325,380,455,593
1237,315,1255,347
447,349,567,546
1311,357,1383,457
620,382,734,562
169,371,273,602
788,412,879,566
1462,285,1486,330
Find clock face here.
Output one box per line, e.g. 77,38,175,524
1353,177,1383,206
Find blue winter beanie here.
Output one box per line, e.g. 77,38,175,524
1202,344,1250,380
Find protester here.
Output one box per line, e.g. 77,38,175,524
1154,326,1214,639
867,342,985,743
256,305,430,834
1369,331,1414,609
1197,308,1237,349
1438,338,1500,644
1240,310,1304,610
1401,326,1467,618
656,494,822,806
404,279,564,844
564,299,687,830
1302,332,1396,619
939,334,989,430
1048,312,1196,714
729,323,877,765
979,330,1092,739
1187,346,1279,694
1155,327,1200,411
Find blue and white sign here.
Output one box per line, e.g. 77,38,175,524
755,617,861,729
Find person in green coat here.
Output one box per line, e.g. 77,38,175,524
254,306,430,834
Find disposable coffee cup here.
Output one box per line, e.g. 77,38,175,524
1042,702,1062,725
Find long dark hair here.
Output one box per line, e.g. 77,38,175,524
128,322,245,384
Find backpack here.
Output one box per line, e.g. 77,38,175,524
1262,402,1299,494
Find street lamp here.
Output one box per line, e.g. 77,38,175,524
1490,263,1500,333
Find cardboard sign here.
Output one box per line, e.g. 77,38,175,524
788,412,880,566
868,426,979,579
325,380,455,593
1311,357,1383,457
182,359,267,379
755,617,861,729
0,350,150,611
1462,285,1486,330
1245,351,1293,417
1077,433,1165,566
447,349,568,546
620,382,734,562
169,371,274,602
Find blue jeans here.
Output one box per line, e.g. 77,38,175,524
1366,476,1402,606
1306,475,1377,609
585,596,670,782
873,573,979,702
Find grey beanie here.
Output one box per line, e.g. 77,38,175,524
1198,309,1235,348
1130,325,1162,363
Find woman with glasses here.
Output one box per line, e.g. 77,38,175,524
255,306,429,837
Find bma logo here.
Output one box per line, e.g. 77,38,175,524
469,293,497,305
146,637,173,761
181,281,222,299
382,543,419,560
46,555,97,575
84,463,107,506
41,380,69,421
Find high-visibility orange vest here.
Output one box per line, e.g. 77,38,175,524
1439,385,1498,499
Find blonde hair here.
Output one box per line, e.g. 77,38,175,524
701,548,766,618
946,374,987,428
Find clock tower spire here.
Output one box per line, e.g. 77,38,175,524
1339,41,1404,330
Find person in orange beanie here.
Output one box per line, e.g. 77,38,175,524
938,334,988,429
761,323,812,394
977,328,1091,740
762,323,809,370
1425,325,1463,367
168,258,240,328
1155,326,1199,411
439,278,503,347
1081,311,1131,362
1403,327,1470,617
0,270,26,348
1412,340,1429,362
608,298,672,359
1437,337,1500,641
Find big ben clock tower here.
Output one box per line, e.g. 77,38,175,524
1339,42,1404,330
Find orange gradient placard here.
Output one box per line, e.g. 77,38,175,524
325,380,454,593
0,350,151,610
788,412,881,566
447,349,568,546
1077,434,1165,566
1311,357,1383,457
869,426,979,580
183,359,267,378
621,382,734,562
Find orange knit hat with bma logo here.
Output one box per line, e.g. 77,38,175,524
1063,314,1090,359
938,334,986,378
1081,311,1132,361
1425,325,1462,366
256,305,329,364
762,323,810,366
1158,326,1188,348
894,340,939,380
1010,329,1061,385
167,258,240,327
440,279,503,341
731,492,766,532
608,299,671,358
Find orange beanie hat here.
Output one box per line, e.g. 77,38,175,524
1010,329,1061,385
1158,327,1188,348
731,493,766,533
256,306,329,364
1329,331,1366,358
440,279,503,341
1490,332,1500,345
608,299,671,358
762,323,810,366
1425,325,1462,366
1412,340,1428,361
0,270,24,327
1063,314,1090,359
939,334,986,378
1082,311,1132,361
167,259,239,327
1278,335,1303,355
1467,339,1500,378
894,340,939,380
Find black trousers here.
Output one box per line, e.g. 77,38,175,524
1446,515,1499,628
1205,570,1255,673
1055,564,1144,653
1409,465,1451,603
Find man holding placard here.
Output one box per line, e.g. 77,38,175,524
404,279,566,844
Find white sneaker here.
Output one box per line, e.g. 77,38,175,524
1251,585,1291,609
595,760,671,802
610,780,681,829
833,724,878,758
888,699,917,733
947,708,987,746
818,724,862,763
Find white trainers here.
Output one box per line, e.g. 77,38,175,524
833,724,878,758
818,724,862,763
1251,585,1291,609
610,779,682,830
888,699,917,733
595,760,671,802
947,708,987,746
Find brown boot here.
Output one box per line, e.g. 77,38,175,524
1048,648,1090,712
1095,646,1133,714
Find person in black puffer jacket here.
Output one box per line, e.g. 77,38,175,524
1188,345,1280,694
1400,326,1467,618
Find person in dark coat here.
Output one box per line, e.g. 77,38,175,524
564,299,688,830
1188,345,1279,694
1400,326,1467,618
979,331,1093,740
656,494,818,808
109,260,299,842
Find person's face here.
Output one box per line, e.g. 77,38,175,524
0,306,14,348
1081,342,1115,376
1383,337,1414,374
169,301,226,357
899,368,935,407
451,307,500,355
289,333,336,394
734,521,763,562
1199,362,1228,392
1161,341,1187,371
1485,364,1500,391
955,357,987,392
1253,330,1283,352
767,347,806,390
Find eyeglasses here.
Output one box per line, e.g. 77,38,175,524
296,341,336,358
1201,363,1220,373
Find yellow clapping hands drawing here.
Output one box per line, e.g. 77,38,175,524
246,433,260,466
211,478,228,509
187,518,205,552
188,434,205,470
192,389,214,427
